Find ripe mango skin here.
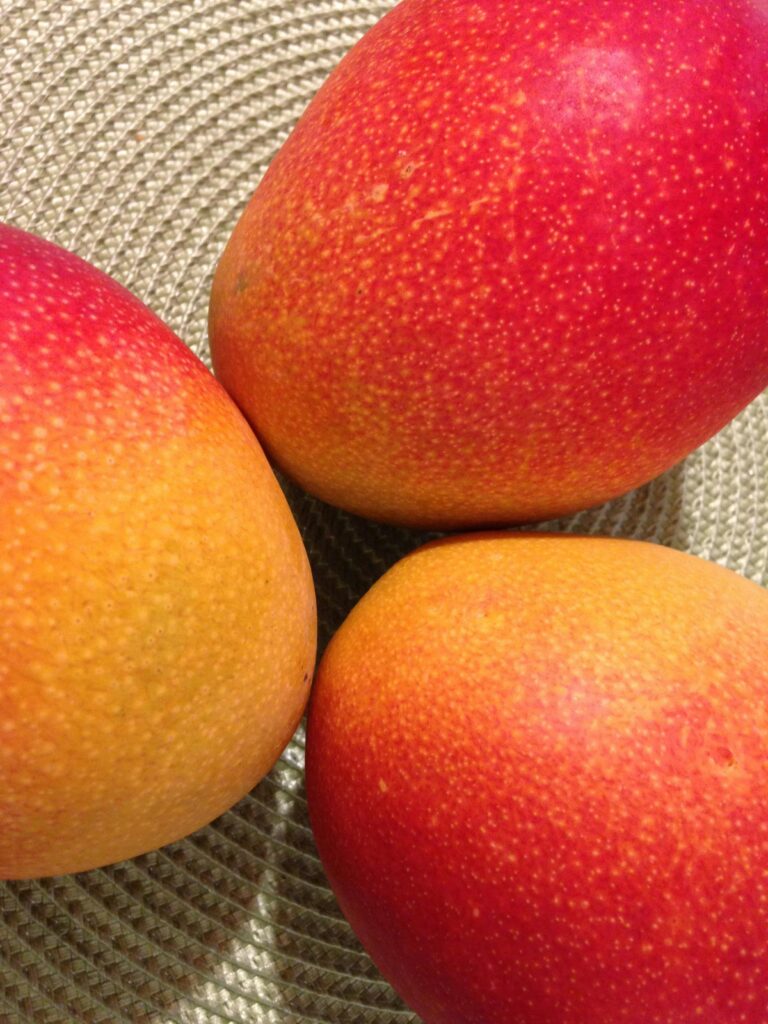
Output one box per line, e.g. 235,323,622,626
0,225,316,879
306,535,768,1024
210,0,768,528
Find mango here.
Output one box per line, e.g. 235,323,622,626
307,534,768,1023
0,224,316,879
210,0,768,528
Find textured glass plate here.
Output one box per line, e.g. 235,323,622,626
1,2,767,1021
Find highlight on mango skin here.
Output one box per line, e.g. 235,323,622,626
0,223,316,880
306,533,768,1024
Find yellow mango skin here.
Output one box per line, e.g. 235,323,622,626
307,534,768,1024
0,225,316,879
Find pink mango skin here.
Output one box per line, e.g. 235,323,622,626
306,534,768,1024
0,224,316,879
210,0,768,529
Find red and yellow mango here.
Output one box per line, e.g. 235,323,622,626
0,224,316,879
307,534,768,1024
210,0,768,528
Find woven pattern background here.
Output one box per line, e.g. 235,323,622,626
1,1,768,1022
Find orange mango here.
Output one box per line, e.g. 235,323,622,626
0,224,316,879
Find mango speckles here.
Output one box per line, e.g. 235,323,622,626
306,534,768,1024
0,224,316,879
210,0,768,528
